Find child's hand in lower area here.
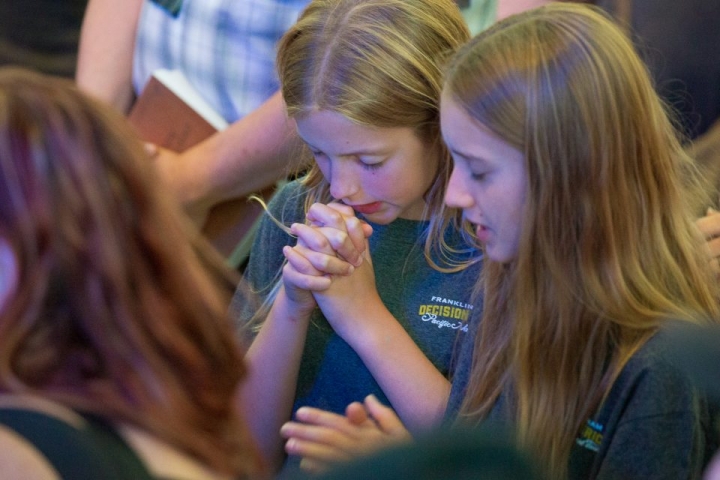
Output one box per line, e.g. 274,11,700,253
280,395,411,474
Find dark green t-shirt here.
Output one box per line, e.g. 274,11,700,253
446,320,718,479
232,178,481,419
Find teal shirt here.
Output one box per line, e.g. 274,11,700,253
446,321,718,479
231,180,482,465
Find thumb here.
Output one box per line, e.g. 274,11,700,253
363,395,406,436
362,222,374,238
345,401,371,426
144,142,159,159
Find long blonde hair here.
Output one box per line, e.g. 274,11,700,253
444,5,720,478
0,68,262,477
276,0,475,270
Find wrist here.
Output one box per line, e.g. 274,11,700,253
278,285,316,322
332,301,390,353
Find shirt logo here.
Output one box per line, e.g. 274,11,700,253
576,419,604,452
417,296,473,332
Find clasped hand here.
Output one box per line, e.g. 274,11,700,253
281,202,374,316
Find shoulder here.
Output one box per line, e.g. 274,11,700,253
0,395,83,480
609,330,699,417
119,425,226,480
577,328,717,479
267,179,308,219
236,180,308,296
0,427,59,480
252,179,307,247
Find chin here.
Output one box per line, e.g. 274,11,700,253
485,248,516,264
369,214,398,225
367,208,405,225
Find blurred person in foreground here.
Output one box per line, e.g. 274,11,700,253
0,67,263,479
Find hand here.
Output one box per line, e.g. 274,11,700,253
295,203,379,340
281,395,412,474
281,202,372,311
303,202,373,266
696,207,720,275
148,145,213,226
306,204,381,340
311,244,381,340
282,202,372,302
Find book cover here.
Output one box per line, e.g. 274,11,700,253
128,69,228,151
129,69,273,261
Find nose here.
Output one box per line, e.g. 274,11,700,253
444,166,474,209
328,160,360,200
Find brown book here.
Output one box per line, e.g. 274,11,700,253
128,70,273,263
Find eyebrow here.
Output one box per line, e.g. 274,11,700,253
450,148,487,164
301,140,389,158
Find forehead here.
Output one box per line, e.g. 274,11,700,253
440,93,523,162
295,110,423,154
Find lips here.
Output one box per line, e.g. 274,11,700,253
350,201,383,215
475,224,492,243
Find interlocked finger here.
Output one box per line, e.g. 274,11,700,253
291,243,355,276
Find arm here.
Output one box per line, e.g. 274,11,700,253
238,285,316,471
153,92,305,220
77,1,305,218
237,199,365,470
239,252,358,468
315,274,451,431
75,0,143,112
291,204,452,432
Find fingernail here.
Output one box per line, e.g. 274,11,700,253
347,265,355,275
708,207,719,215
285,438,296,453
296,407,309,419
144,142,158,157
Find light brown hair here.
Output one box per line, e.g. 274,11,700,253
276,0,476,270
444,4,720,477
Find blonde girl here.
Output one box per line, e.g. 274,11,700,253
233,0,481,472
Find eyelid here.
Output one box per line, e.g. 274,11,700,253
358,155,385,167
361,162,383,170
360,158,382,165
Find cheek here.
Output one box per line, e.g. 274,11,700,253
506,179,528,239
359,171,391,194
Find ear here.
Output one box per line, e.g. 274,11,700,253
0,239,18,313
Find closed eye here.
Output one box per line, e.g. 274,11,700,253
360,161,383,171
